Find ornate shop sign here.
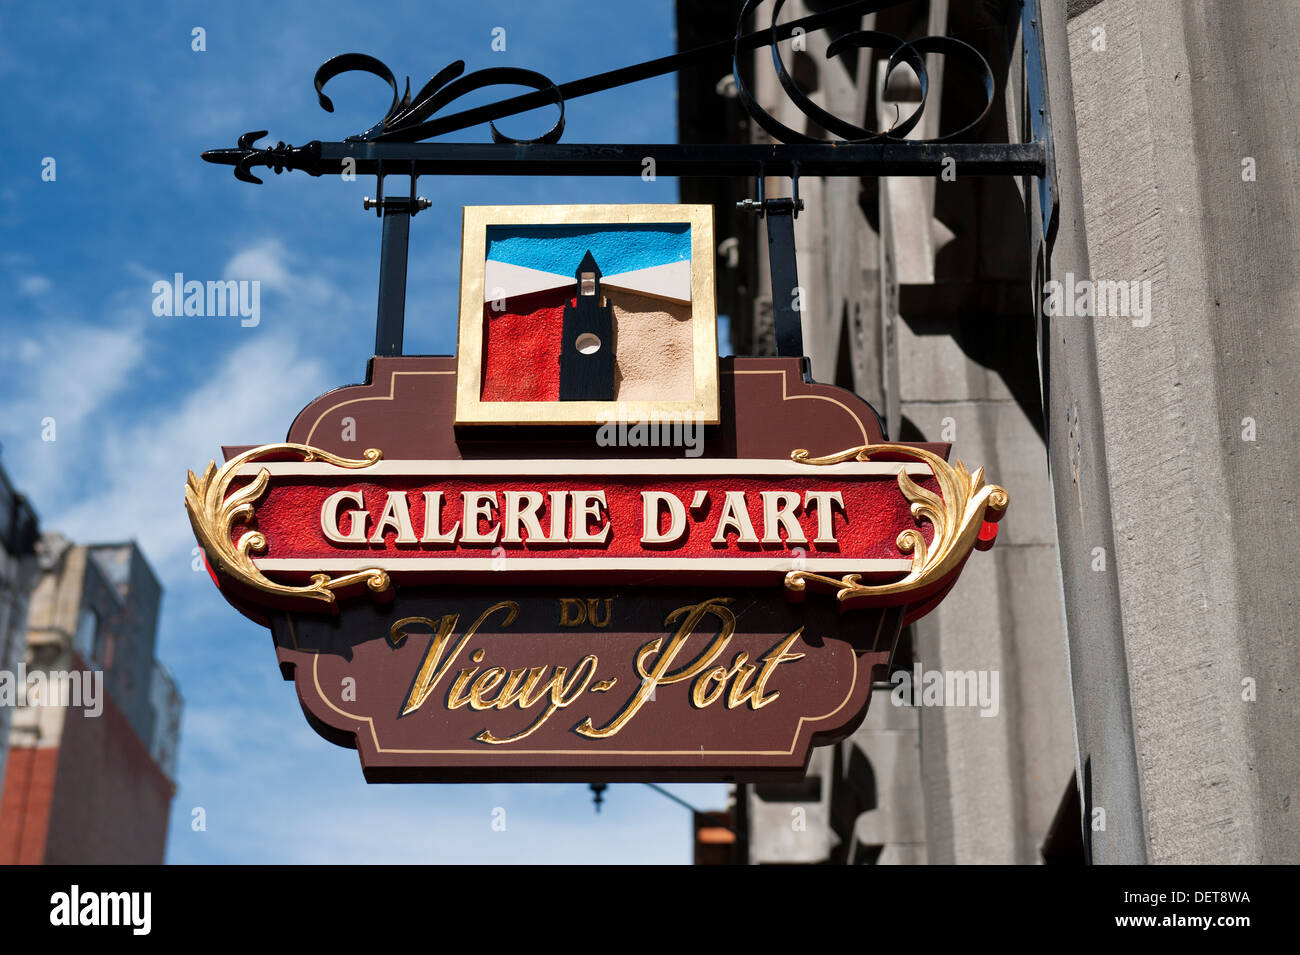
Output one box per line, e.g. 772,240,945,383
187,204,1008,781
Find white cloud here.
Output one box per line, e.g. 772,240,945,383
224,240,291,291
49,331,333,582
219,239,353,323
2,321,144,431
0,317,147,500
18,274,51,297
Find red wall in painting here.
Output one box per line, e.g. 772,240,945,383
481,289,570,401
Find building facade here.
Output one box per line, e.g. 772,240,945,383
677,0,1299,864
0,460,41,798
0,537,182,864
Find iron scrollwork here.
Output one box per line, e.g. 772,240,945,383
201,0,997,185
207,55,565,184
313,53,565,146
734,0,994,145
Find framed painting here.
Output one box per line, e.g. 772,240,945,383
454,204,719,426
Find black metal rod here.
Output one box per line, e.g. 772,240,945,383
374,206,410,355
642,782,703,815
765,205,804,357
318,141,1046,178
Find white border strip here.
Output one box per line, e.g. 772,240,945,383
255,556,913,572
236,459,933,478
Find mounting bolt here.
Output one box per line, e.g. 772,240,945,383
362,197,432,212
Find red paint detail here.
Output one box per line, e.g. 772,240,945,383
480,289,571,402
976,519,999,551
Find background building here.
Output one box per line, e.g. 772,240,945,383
677,0,1299,864
0,458,41,798
0,537,182,864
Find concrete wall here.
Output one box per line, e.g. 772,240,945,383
682,0,1299,866
734,0,1077,864
893,2,1075,863
1060,0,1300,863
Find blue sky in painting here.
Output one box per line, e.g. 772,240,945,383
486,224,692,275
0,0,734,863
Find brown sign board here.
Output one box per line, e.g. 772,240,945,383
186,208,1007,782
188,354,1006,782
278,588,898,782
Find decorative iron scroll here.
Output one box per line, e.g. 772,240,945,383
202,0,994,184
735,0,994,144
314,54,565,146
185,443,393,606
213,56,566,183
785,443,1008,602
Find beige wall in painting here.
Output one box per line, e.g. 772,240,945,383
609,290,694,402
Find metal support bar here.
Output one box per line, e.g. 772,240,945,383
205,141,1047,182
374,205,410,356
764,201,804,357
324,141,1047,178
642,782,704,815
367,171,431,356
741,169,806,358
1022,0,1059,247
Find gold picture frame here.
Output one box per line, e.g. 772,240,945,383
454,204,719,426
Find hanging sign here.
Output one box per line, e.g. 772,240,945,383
186,205,1008,781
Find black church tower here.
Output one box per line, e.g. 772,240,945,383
558,250,616,401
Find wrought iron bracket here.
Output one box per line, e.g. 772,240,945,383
1021,0,1059,248
362,164,431,217
199,0,1059,361
738,166,806,357
367,166,430,355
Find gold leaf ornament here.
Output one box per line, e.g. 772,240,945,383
185,443,392,607
785,443,1008,602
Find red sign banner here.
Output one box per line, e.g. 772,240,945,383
231,459,941,578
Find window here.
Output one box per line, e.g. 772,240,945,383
73,607,99,661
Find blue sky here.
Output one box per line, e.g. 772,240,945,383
0,0,733,863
